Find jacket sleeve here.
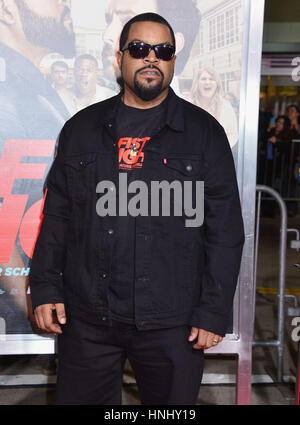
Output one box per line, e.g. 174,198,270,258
188,120,245,336
29,125,71,310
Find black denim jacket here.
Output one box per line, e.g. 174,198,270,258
29,88,245,336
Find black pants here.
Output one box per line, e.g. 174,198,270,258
56,317,204,405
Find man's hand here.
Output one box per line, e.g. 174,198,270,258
34,303,66,334
188,327,223,350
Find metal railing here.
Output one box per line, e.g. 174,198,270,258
253,185,287,382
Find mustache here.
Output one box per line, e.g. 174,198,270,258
136,65,164,78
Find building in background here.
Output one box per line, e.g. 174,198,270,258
179,0,243,103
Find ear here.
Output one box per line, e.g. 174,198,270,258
174,32,185,55
116,50,123,70
0,0,16,25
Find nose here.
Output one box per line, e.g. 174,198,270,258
143,48,159,64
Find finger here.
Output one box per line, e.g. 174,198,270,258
35,308,47,332
193,340,206,350
55,303,66,325
188,327,199,341
41,305,62,334
209,334,218,347
34,309,42,330
193,329,207,350
207,335,223,349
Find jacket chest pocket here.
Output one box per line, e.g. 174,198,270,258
161,155,204,181
64,153,97,203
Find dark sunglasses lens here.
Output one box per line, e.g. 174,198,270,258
128,43,150,59
155,45,175,61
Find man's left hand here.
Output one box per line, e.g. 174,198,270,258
188,327,223,349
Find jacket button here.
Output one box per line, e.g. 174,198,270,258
102,316,107,321
138,277,148,282
108,229,114,235
101,272,107,279
108,123,113,128
79,160,86,167
186,164,192,172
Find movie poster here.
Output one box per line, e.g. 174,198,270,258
0,0,244,337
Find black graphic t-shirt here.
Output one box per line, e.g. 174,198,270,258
109,98,167,324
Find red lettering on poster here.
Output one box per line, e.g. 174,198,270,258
0,195,28,263
19,196,45,260
0,139,55,263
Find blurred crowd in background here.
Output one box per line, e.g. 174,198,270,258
257,104,300,216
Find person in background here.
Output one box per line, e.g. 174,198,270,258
265,115,290,147
260,115,290,217
66,54,115,115
284,104,300,216
51,61,74,118
286,104,300,137
261,105,300,217
189,67,239,152
51,61,69,92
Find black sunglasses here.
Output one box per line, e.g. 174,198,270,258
122,41,175,61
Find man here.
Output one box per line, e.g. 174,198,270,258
0,0,75,333
286,104,300,134
51,61,75,117
66,54,116,115
51,61,69,93
0,0,75,140
30,13,244,405
102,0,200,95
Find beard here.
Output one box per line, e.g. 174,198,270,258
134,74,164,101
15,0,76,58
120,62,169,101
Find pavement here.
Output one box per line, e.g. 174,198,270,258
0,213,299,405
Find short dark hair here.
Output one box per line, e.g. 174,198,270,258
51,61,68,73
286,104,300,125
276,115,290,130
119,12,176,52
74,54,98,69
286,104,300,114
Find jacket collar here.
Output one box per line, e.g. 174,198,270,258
101,86,184,133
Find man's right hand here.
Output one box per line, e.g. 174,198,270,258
34,303,66,334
